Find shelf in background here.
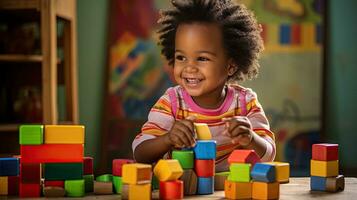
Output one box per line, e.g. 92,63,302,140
0,121,76,132
0,54,43,62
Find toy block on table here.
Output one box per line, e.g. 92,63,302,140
152,175,159,190
228,163,251,182
43,186,66,197
122,163,152,184
228,149,261,166
214,171,229,191
252,181,279,200
312,143,338,161
193,140,216,160
43,162,83,180
194,159,215,177
19,182,41,198
93,181,113,194
20,144,84,163
129,183,151,200
113,176,122,194
251,163,276,183
194,123,212,140
224,179,252,199
180,169,197,195
172,150,194,169
96,174,113,182
44,125,85,144
83,174,94,193
159,180,183,199
311,175,345,192
0,177,8,195
153,159,183,182
197,177,214,195
265,162,290,183
112,159,134,176
121,183,129,199
44,180,64,188
83,157,93,175
8,176,19,195
310,160,338,177
64,179,85,197
0,157,19,176
19,125,43,145
21,163,41,183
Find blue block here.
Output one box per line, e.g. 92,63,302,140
310,176,326,191
0,157,19,176
251,163,275,182
280,24,291,44
197,177,214,195
193,140,216,160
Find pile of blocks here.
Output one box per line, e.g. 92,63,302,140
310,143,345,192
0,157,19,196
121,163,152,199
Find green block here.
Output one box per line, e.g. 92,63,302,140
228,163,251,182
44,163,83,180
83,174,94,193
215,171,230,176
172,150,194,169
96,174,113,182
19,125,43,145
113,176,122,194
152,175,159,190
65,179,85,197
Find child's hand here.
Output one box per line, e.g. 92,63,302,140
164,116,196,148
222,116,253,147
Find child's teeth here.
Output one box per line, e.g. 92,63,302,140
187,78,199,83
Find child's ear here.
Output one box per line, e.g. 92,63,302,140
227,60,238,76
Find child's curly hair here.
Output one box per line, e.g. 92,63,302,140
157,0,264,81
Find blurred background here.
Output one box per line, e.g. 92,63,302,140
0,0,356,177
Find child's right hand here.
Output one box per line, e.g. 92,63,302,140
164,116,196,148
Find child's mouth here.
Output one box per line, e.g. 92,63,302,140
185,78,202,85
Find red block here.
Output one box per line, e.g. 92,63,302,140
291,24,301,45
112,159,134,176
312,143,339,161
19,183,41,198
8,176,19,195
21,163,41,183
83,157,94,175
195,159,215,177
228,150,261,166
159,180,184,200
44,180,64,188
20,144,84,163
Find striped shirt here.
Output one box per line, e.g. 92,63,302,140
132,84,276,172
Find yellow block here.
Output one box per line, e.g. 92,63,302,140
266,162,290,183
194,123,212,140
154,159,183,181
44,125,85,144
0,177,8,195
129,184,151,200
310,160,339,177
252,181,279,200
224,180,251,199
122,164,152,184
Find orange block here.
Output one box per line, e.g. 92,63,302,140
44,125,85,144
20,144,84,163
224,180,252,199
252,181,279,199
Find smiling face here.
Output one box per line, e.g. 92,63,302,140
174,22,235,108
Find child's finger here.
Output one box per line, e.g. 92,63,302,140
186,115,197,121
180,119,195,134
230,125,250,137
175,123,196,146
176,129,194,147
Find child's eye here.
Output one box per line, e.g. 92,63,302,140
197,57,210,62
175,55,186,61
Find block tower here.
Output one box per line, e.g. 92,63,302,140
0,157,19,196
310,143,345,192
122,163,152,199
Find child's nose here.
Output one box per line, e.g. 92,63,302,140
184,62,199,72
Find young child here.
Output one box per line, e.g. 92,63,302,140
132,0,275,171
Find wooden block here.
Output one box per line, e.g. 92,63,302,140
19,182,41,198
64,179,85,197
215,171,229,191
154,160,183,182
21,163,41,183
121,184,129,199
152,175,159,190
252,181,279,200
180,169,197,195
310,160,338,177
83,157,94,175
228,149,261,166
83,174,94,193
265,162,290,183
195,159,215,177
251,163,276,182
112,159,134,176
8,176,19,195
44,125,85,144
0,157,19,176
310,176,326,191
193,140,216,160
0,177,8,195
44,180,65,188
93,181,113,194
312,143,338,161
19,125,43,145
172,150,194,169
326,175,345,192
224,179,252,199
20,144,84,163
194,123,212,140
122,163,152,184
197,177,214,195
129,183,151,200
44,162,83,180
113,176,122,194
159,180,183,199
228,163,251,182
43,186,66,197
96,174,113,182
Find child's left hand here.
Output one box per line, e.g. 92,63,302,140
222,116,254,146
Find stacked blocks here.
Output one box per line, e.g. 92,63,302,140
310,143,344,192
122,163,152,200
94,174,113,195
265,162,290,183
194,123,212,140
251,163,279,199
173,149,196,195
83,157,94,193
154,159,183,199
0,158,20,196
227,149,261,166
214,171,229,191
112,159,134,194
